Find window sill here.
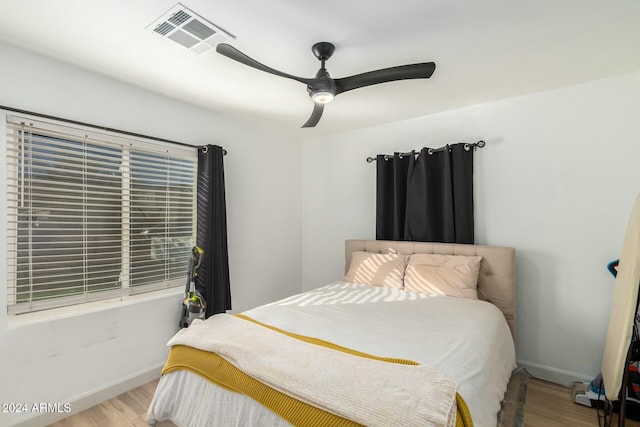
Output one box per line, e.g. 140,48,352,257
7,287,183,328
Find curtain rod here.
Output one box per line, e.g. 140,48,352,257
0,105,226,156
366,140,484,163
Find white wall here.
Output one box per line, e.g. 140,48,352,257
302,72,640,385
0,42,302,426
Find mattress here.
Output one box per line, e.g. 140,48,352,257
148,282,516,427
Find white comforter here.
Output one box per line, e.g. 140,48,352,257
148,282,516,427
167,313,459,427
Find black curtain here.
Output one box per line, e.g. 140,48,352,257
196,145,231,317
376,143,474,244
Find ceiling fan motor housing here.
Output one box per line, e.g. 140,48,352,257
308,67,336,100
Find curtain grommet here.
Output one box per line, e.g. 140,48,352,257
200,145,208,154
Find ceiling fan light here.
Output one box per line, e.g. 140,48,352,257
311,90,334,104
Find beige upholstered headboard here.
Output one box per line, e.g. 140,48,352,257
345,240,516,340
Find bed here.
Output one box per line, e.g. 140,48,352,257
147,239,517,427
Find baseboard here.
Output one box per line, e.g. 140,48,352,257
518,358,595,387
10,362,164,427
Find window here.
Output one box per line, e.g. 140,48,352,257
6,115,196,314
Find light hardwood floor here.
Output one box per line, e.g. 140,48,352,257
48,379,160,427
49,377,640,427
523,378,640,427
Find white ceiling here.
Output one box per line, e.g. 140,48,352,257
0,0,639,136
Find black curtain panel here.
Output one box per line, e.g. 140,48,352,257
376,143,475,244
376,152,411,240
196,145,231,317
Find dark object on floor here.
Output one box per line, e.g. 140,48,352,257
497,367,528,426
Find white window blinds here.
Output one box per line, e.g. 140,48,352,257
6,115,196,314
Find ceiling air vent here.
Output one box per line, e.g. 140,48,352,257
147,3,233,55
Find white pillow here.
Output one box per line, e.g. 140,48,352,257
344,251,407,289
403,254,482,299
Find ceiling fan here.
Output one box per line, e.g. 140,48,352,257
216,42,436,128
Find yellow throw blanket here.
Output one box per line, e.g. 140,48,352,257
163,314,473,427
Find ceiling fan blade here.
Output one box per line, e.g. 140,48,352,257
334,62,436,95
302,102,324,128
216,43,314,85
